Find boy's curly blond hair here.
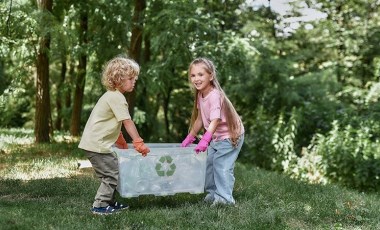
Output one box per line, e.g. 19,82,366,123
101,55,140,91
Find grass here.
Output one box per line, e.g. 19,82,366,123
1,128,380,229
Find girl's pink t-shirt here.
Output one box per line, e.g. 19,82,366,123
198,88,243,141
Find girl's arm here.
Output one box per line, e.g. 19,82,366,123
181,110,203,147
194,118,220,153
189,112,203,136
206,118,220,135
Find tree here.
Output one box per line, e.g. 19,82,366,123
127,0,146,119
35,0,53,143
70,5,88,136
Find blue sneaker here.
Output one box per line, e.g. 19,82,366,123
91,206,119,215
111,202,129,211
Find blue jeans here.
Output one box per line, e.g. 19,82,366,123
204,134,244,205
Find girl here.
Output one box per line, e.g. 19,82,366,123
181,57,245,206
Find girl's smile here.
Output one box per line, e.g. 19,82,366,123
190,63,214,97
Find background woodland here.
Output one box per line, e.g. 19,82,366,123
1,0,380,192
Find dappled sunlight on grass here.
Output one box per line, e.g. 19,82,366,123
0,128,87,181
52,133,80,144
0,128,34,136
0,129,34,150
0,157,84,180
0,128,80,151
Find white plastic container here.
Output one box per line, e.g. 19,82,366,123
113,143,206,198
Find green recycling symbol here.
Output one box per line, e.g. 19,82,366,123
155,155,176,177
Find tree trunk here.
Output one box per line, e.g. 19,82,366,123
163,87,172,139
127,0,146,119
139,35,153,140
63,62,74,131
70,10,88,136
35,0,52,143
55,57,67,130
335,3,345,84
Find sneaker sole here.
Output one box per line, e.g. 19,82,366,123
91,211,120,215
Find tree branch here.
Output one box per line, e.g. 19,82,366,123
6,0,13,36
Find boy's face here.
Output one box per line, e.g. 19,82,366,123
119,76,136,93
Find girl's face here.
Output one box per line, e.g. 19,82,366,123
189,63,213,96
118,76,136,93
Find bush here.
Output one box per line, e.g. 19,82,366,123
0,88,32,128
318,120,380,191
239,106,276,169
289,120,380,192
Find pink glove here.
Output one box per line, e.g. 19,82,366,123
194,131,213,153
181,134,196,147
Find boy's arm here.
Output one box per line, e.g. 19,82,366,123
122,119,150,156
122,119,141,140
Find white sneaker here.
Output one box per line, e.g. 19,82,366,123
204,194,214,203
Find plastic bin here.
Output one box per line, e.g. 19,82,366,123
113,143,206,198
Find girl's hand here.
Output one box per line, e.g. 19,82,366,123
194,131,212,153
180,134,196,147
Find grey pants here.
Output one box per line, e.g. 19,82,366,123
85,151,119,208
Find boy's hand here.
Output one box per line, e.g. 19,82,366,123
194,131,213,153
133,138,150,156
180,134,196,147
115,132,128,149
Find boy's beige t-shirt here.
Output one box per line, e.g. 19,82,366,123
78,90,131,153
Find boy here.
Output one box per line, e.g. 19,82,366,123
79,55,150,215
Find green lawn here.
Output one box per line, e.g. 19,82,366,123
1,129,380,229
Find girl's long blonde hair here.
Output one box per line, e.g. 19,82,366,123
188,57,243,146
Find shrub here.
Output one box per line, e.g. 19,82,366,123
239,106,277,169
288,120,380,192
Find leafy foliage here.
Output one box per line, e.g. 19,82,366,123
1,0,380,192
314,120,380,191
